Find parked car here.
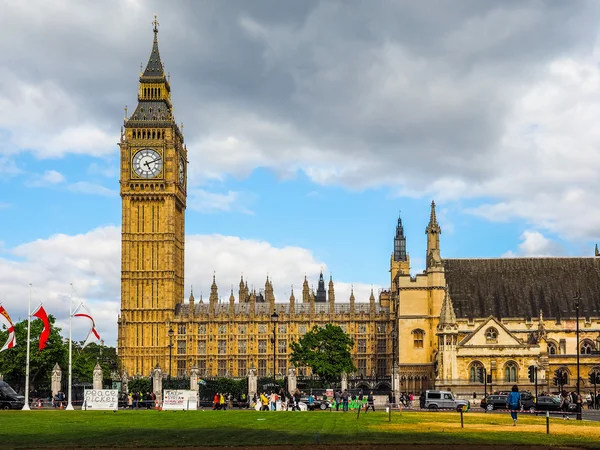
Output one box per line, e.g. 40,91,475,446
533,395,577,412
423,390,469,412
0,381,25,410
480,394,508,411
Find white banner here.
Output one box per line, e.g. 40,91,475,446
83,389,118,410
162,390,197,410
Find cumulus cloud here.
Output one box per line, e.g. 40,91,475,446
0,226,376,346
2,1,600,244
25,170,66,187
187,188,255,214
68,181,117,197
502,230,565,257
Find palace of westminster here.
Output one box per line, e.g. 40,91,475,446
117,21,600,396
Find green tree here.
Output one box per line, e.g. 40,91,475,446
289,324,356,385
72,342,120,384
0,316,67,393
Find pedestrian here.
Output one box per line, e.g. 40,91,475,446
506,385,521,426
342,389,349,412
365,391,375,413
560,390,570,420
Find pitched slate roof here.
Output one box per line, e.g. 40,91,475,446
444,258,600,319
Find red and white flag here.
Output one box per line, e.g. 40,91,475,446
32,305,51,350
74,304,100,349
0,305,16,351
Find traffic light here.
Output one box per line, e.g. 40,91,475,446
477,367,484,383
562,372,568,386
528,365,535,383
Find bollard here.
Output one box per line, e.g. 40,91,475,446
388,404,392,422
546,410,550,435
460,409,464,428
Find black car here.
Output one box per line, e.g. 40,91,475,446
0,381,25,410
480,394,508,411
533,395,578,412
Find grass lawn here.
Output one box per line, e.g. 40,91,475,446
1,409,599,448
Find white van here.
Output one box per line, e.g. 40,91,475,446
423,390,469,411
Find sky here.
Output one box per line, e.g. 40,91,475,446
2,0,600,347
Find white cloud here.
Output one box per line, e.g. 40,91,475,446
501,230,565,257
68,181,117,197
0,226,375,346
25,170,66,187
188,189,255,214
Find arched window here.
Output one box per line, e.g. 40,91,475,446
485,327,498,344
504,362,518,382
581,340,594,355
412,329,424,348
469,361,484,383
547,342,558,355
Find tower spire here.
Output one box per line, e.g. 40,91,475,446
393,211,407,262
425,200,442,269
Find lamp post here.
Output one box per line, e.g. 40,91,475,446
168,327,174,380
391,326,398,403
271,311,279,393
573,292,582,421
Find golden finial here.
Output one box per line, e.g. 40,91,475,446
152,15,160,34
168,72,171,83
124,105,128,120
139,62,143,75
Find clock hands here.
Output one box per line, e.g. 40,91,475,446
143,157,161,169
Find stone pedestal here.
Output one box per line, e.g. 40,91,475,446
287,366,297,394
93,363,103,390
51,363,62,397
151,365,163,397
248,367,257,399
121,370,129,394
341,372,348,392
190,367,199,391
392,365,400,402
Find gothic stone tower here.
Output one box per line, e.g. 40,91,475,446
117,18,187,377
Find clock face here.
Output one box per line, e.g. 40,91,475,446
132,148,163,178
179,157,185,185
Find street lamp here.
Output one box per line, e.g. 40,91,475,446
270,311,279,393
573,292,582,421
168,327,174,379
390,326,397,404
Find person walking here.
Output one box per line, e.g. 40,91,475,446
560,390,571,420
506,385,521,426
342,389,349,412
365,391,375,413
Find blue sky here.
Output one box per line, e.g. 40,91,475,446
2,0,600,344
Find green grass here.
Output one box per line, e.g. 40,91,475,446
0,409,599,448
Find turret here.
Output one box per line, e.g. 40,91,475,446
328,275,335,314
315,271,327,303
390,212,411,285
209,273,218,314
425,201,442,270
188,286,195,317
302,276,309,304
289,286,295,316
369,286,375,315
436,286,458,383
239,275,247,303
229,286,235,314
349,285,355,313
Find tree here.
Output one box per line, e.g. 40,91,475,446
289,324,356,385
0,316,67,393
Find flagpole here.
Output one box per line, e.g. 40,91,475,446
22,283,32,411
66,283,74,410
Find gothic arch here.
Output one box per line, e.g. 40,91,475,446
503,360,519,382
468,360,484,383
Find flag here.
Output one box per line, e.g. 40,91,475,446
198,379,206,386
74,304,100,349
0,305,16,351
32,305,51,350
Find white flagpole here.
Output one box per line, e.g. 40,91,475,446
66,283,74,410
22,284,32,411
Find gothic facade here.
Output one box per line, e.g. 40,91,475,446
118,22,600,395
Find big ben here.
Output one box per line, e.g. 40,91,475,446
117,17,186,377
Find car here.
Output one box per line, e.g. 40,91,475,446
0,381,25,410
423,390,470,412
480,394,508,411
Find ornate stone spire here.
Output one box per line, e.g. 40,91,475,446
425,200,442,269
438,286,457,328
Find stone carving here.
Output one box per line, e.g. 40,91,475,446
93,363,103,390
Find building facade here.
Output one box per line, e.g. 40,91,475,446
118,22,600,395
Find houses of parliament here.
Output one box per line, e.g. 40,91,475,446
118,21,600,396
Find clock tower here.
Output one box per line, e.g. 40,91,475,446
117,17,187,377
